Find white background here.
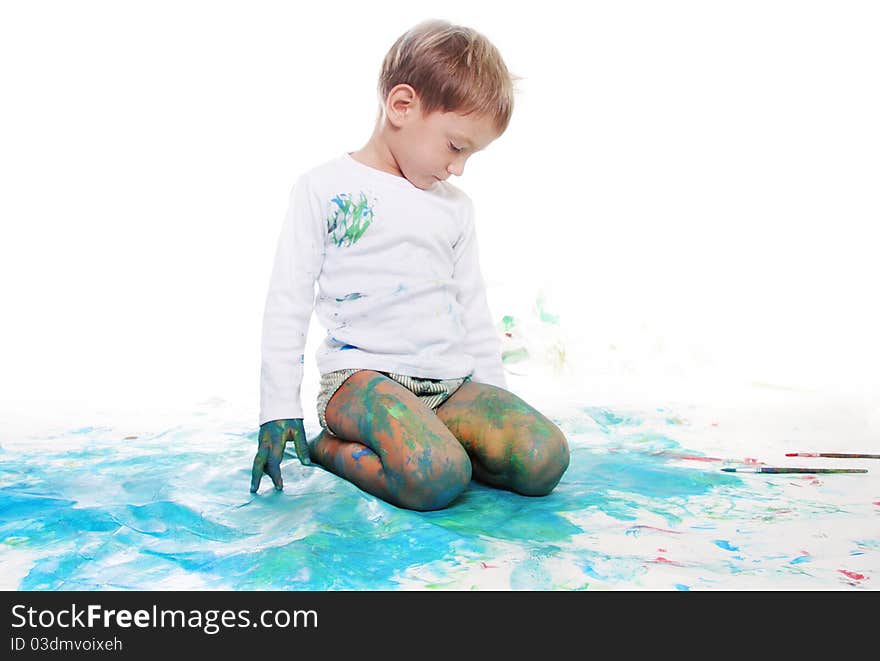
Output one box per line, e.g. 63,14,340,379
1,1,878,426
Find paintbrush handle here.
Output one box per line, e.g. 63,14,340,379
722,467,868,474
785,452,880,459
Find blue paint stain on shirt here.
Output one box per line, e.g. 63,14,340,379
674,583,690,591
339,344,357,351
336,293,365,302
790,555,811,564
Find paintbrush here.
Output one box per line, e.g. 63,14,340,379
785,452,880,459
721,467,868,474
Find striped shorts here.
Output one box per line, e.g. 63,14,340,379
316,369,471,436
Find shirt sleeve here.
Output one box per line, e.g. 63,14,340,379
259,174,326,425
452,197,508,390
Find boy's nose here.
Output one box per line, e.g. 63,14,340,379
447,160,465,177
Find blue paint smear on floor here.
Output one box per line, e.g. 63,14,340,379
1,404,876,591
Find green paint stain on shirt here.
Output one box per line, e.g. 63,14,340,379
327,192,375,247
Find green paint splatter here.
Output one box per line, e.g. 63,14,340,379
327,192,375,247
3,536,29,546
536,292,559,325
502,347,529,364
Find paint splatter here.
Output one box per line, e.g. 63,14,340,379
535,291,559,325
351,448,371,461
497,293,566,373
327,192,375,247
336,293,366,302
584,407,642,428
838,569,866,581
714,540,739,552
502,347,529,364
662,452,720,463
625,525,681,537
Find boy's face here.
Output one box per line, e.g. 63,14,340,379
386,86,501,190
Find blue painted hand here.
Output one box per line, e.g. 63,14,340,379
250,418,311,493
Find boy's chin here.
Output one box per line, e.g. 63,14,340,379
410,175,440,190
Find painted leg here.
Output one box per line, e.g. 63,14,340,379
436,382,570,496
310,370,472,511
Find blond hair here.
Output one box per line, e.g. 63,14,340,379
377,19,521,134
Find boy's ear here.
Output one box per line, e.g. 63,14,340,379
386,83,419,127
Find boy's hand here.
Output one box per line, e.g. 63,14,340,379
250,418,311,493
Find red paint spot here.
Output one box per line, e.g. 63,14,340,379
504,332,512,338
631,525,681,534
872,501,880,507
649,556,686,567
658,548,667,553
675,454,721,463
480,562,498,569
664,452,764,465
838,569,866,581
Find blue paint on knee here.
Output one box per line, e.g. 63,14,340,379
351,448,371,461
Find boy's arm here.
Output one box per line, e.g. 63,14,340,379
452,198,508,390
260,174,326,425
252,176,324,493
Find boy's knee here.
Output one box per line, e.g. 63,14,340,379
512,425,570,496
398,448,472,511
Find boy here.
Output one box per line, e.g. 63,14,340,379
250,19,569,511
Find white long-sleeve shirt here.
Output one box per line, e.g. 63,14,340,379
259,152,508,425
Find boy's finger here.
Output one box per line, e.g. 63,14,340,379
249,459,265,493
292,432,312,466
266,456,283,491
250,445,271,492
